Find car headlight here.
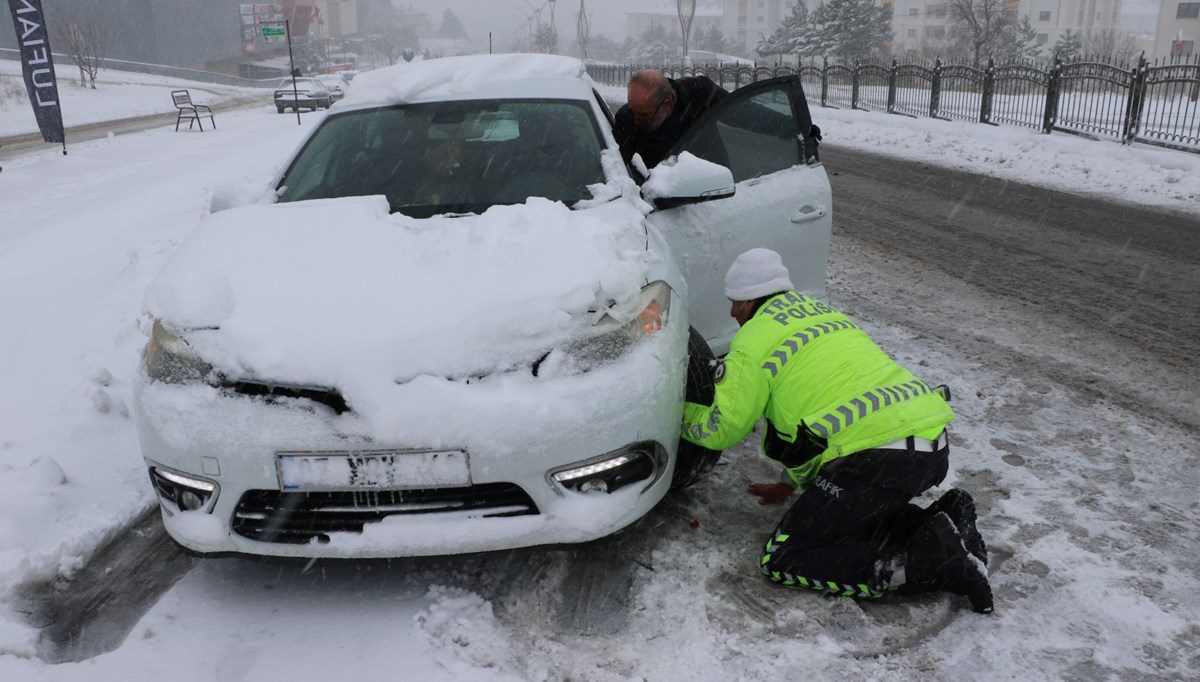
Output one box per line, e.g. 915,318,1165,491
566,281,672,366
548,441,665,495
143,320,214,384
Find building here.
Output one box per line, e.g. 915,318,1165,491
1153,0,1200,57
890,0,1135,60
1020,0,1122,53
891,0,952,56
0,0,357,76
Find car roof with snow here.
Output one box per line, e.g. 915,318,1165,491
335,54,596,111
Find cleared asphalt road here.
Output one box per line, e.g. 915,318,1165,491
820,143,1200,436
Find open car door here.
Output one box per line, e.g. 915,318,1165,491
645,76,832,354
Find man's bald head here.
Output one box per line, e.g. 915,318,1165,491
627,69,676,131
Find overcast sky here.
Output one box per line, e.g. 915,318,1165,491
399,0,663,48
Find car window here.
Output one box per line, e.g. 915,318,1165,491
276,99,607,218
674,82,801,183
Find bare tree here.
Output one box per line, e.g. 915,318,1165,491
1082,29,1139,64
51,11,108,89
943,0,1014,67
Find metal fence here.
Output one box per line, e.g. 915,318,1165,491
586,54,1200,155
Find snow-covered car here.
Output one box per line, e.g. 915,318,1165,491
315,74,347,102
273,77,332,113
135,54,831,558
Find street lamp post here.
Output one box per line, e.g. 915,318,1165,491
677,0,696,65
577,0,590,60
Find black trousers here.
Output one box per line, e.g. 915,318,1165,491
759,444,949,598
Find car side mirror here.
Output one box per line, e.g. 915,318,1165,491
642,152,735,210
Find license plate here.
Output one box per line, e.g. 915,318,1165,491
276,449,470,491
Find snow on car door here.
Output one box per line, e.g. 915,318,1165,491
646,76,831,354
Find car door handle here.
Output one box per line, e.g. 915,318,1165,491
790,205,827,224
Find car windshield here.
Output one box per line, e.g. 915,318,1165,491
276,99,607,218
279,78,317,89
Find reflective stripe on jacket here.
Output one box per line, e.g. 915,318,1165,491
681,291,954,488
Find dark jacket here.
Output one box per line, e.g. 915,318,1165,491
613,76,728,172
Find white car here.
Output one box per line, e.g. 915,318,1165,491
315,74,347,102
134,54,831,558
273,77,333,113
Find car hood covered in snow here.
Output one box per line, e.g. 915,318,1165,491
144,195,649,393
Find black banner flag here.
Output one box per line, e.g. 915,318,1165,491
7,0,65,144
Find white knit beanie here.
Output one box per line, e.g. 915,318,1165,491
724,248,795,301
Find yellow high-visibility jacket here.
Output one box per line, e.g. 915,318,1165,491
681,291,954,488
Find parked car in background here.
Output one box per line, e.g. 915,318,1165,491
315,74,347,102
273,77,332,113
136,54,831,559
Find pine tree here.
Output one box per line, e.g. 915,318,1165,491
758,0,892,58
1053,29,1082,60
438,9,467,40
997,15,1041,62
809,0,893,58
756,2,810,56
631,23,681,62
698,25,737,55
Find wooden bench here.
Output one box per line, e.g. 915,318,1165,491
171,90,216,132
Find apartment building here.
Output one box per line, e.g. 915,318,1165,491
1154,0,1200,57
1020,0,1122,51
721,0,802,52
891,0,952,56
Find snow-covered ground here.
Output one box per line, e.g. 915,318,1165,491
0,63,1197,680
0,60,265,137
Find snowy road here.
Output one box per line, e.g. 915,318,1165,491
2,97,1198,680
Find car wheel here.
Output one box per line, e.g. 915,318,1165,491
671,327,722,490
276,106,285,114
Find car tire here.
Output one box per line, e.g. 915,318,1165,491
671,327,722,490
276,106,285,114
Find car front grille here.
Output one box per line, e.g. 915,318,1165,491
231,484,539,544
223,381,349,414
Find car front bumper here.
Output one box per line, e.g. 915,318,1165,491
133,326,688,558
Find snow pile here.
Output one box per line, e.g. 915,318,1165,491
144,194,648,390
415,586,518,673
640,151,734,202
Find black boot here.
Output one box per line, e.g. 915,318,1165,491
930,488,988,566
903,512,994,614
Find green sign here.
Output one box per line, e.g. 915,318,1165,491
261,27,285,37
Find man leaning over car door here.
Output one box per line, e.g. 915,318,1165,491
681,248,994,614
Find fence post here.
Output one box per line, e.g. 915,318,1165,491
930,57,942,118
1042,58,1061,134
821,56,829,107
1122,53,1147,144
981,57,995,124
852,60,861,110
887,57,898,113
